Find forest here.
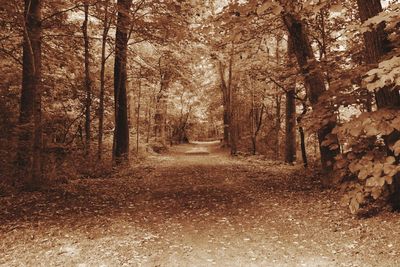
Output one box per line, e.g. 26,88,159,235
0,0,400,265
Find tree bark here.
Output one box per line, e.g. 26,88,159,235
83,0,92,155
98,0,110,160
218,61,230,147
297,102,308,168
356,0,400,108
136,68,142,153
282,12,339,172
285,37,297,164
113,0,131,164
17,0,43,189
274,95,281,160
285,89,296,163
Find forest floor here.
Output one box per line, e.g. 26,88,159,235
1,142,400,267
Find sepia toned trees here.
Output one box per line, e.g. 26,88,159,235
0,0,399,212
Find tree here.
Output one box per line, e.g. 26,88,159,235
113,0,131,164
284,37,296,164
282,10,340,173
82,0,92,155
97,0,113,160
16,0,43,189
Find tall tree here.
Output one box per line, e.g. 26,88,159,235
16,0,43,189
113,0,131,164
98,0,112,160
282,11,340,172
285,37,297,164
83,0,92,155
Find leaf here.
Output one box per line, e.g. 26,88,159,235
386,156,396,164
385,175,393,185
366,177,376,187
330,144,339,150
392,117,400,131
364,124,379,136
372,163,383,178
349,125,362,137
233,33,242,43
272,5,283,15
383,163,396,175
330,4,343,13
340,194,350,207
391,140,400,156
349,197,359,214
348,161,360,173
336,158,347,169
378,177,385,187
257,2,272,15
358,169,369,180
356,192,364,204
371,187,382,200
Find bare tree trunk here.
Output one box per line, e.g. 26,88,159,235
250,82,256,155
98,0,110,160
228,41,237,155
17,0,43,190
218,61,230,147
282,12,339,172
83,0,92,155
113,0,131,165
154,97,167,145
146,95,152,143
274,95,281,160
285,37,297,164
136,68,142,153
285,89,296,163
297,102,308,168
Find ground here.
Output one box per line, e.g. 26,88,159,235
1,142,400,267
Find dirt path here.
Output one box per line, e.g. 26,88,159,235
1,142,400,266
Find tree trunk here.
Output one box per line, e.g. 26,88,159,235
223,106,230,146
218,61,230,147
285,88,296,163
98,0,110,160
113,0,131,164
282,12,339,172
17,0,43,190
83,1,92,155
154,96,167,145
274,95,281,160
356,0,400,108
136,68,142,153
146,95,152,143
285,37,297,164
297,103,308,168
228,41,236,155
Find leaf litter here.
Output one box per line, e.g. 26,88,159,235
1,142,400,266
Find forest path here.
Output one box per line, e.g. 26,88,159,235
1,142,400,266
